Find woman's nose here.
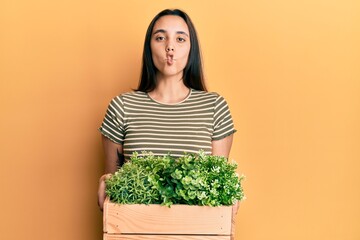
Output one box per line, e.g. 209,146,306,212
166,45,174,52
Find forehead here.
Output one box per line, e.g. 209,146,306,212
152,15,189,34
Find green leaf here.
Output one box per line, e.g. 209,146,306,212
105,151,245,206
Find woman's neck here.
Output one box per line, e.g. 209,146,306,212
148,75,190,104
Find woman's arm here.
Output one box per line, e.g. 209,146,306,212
101,135,123,173
211,134,234,158
212,134,239,217
98,135,123,210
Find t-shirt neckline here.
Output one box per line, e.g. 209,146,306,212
146,88,192,106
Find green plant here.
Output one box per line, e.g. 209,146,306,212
105,151,245,207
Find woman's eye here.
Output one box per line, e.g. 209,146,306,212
177,37,186,42
155,36,165,41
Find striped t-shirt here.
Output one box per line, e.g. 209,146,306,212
99,89,236,160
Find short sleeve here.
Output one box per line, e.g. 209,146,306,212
98,96,125,144
212,95,237,141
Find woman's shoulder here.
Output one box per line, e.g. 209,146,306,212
190,89,224,101
112,90,148,101
105,91,148,108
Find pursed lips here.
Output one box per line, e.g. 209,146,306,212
164,56,175,65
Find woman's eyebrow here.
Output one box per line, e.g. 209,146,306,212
153,29,166,35
153,29,189,37
177,31,189,37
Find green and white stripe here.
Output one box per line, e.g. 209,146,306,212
99,89,236,160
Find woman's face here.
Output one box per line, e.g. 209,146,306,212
150,15,191,80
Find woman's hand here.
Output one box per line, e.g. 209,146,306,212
99,136,123,210
233,200,240,215
97,173,112,211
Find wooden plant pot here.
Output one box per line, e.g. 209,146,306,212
103,198,236,240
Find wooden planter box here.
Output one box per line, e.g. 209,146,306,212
103,198,236,240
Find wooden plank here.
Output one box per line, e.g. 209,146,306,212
103,198,232,235
104,234,231,240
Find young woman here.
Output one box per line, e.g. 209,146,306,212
97,9,236,210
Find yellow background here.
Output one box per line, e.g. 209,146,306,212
1,0,359,239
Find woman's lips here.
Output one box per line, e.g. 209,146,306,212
165,57,175,65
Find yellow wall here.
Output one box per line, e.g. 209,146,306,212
0,0,359,239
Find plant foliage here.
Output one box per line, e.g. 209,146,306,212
105,151,245,207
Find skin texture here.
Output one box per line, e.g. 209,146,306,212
151,15,190,83
148,15,192,104
98,15,234,210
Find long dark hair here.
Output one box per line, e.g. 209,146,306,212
136,9,207,92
